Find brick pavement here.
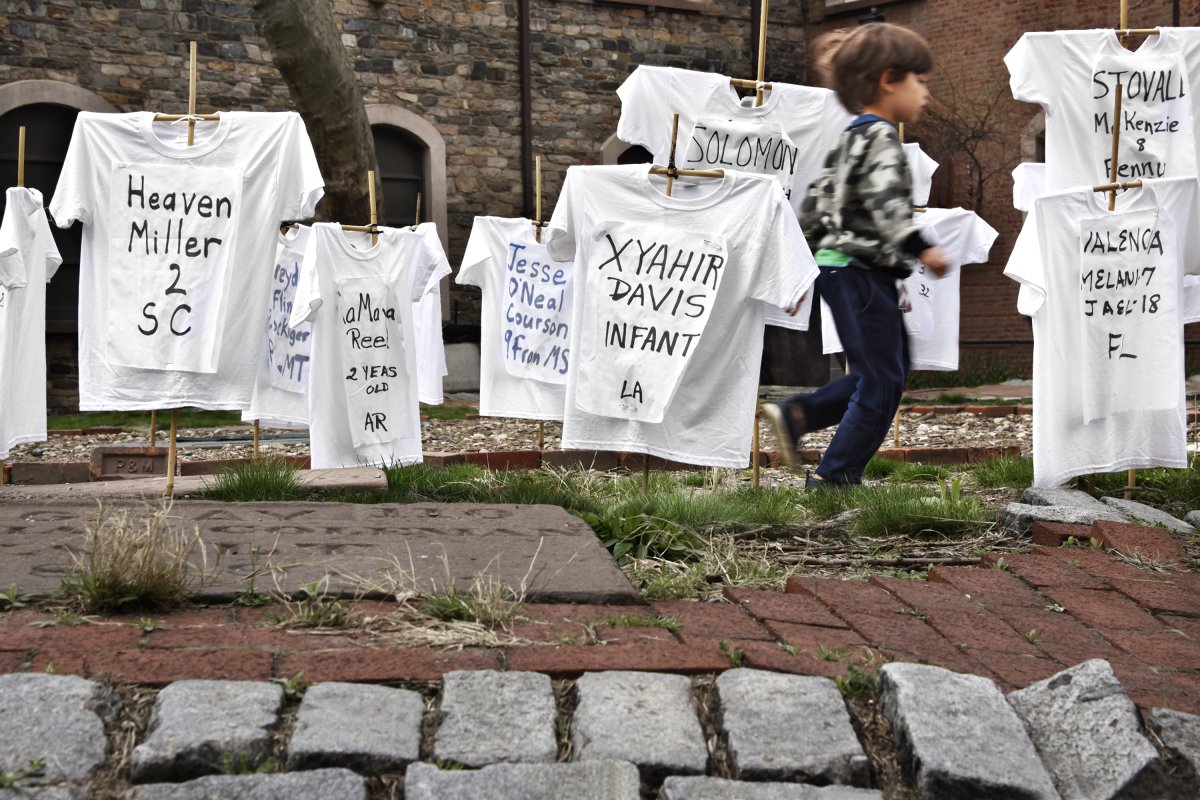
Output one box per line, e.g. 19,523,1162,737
1,518,1195,714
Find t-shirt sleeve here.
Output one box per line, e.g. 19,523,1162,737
1004,200,1047,317
457,216,497,290
1004,32,1060,109
412,226,452,303
616,66,669,154
1161,178,1200,276
0,202,26,289
749,184,817,308
963,213,999,266
289,229,322,327
48,114,97,229
275,113,325,221
544,169,579,263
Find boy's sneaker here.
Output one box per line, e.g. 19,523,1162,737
805,470,833,491
761,402,801,469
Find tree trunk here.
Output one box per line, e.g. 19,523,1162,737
253,0,380,223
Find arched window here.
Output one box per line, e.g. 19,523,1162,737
371,124,425,227
365,105,448,320
0,103,83,332
0,84,116,338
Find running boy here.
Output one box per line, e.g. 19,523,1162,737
763,23,948,488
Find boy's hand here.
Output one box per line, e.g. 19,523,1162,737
919,247,950,277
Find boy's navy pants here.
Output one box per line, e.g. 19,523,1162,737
785,266,909,484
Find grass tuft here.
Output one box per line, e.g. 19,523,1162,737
971,456,1034,489
202,456,311,502
61,501,213,612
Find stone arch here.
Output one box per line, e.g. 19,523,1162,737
0,79,118,116
367,104,449,319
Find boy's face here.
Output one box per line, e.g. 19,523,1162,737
885,71,930,125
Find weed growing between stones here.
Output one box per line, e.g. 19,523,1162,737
269,576,358,629
60,501,215,612
201,456,312,502
0,583,31,611
0,759,45,790
601,612,682,631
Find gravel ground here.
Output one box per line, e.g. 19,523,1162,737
5,410,1034,467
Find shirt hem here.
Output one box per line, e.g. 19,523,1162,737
1039,456,1187,489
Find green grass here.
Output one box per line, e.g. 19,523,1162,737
201,457,312,502
48,409,244,431
970,456,1034,489
420,403,478,420
852,484,991,538
1089,460,1200,517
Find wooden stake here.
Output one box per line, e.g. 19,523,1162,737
534,155,543,243
666,114,679,197
187,41,197,146
253,420,261,460
752,405,760,488
16,126,25,187
414,192,422,227
150,410,157,448
755,0,769,107
368,170,378,246
538,420,545,452
165,42,203,499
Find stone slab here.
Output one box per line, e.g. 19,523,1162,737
127,768,366,799
571,671,707,782
878,662,1058,800
404,760,640,800
998,502,1126,536
1146,708,1200,788
1098,498,1194,535
129,680,283,783
0,500,639,604
285,682,423,772
659,777,883,799
715,669,869,785
0,674,116,783
0,788,84,800
0,467,386,499
433,670,557,766
1008,659,1167,800
1020,488,1116,512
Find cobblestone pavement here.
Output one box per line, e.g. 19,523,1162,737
2,504,1199,798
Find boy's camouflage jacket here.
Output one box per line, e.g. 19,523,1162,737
800,118,931,277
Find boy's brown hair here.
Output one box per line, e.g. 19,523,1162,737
813,23,933,113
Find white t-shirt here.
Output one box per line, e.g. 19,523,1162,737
414,281,447,406
1012,162,1048,213
819,208,997,371
1006,28,1200,190
457,216,572,420
242,225,313,428
290,223,448,469
1004,177,1200,487
49,111,324,410
411,223,451,406
0,188,62,459
616,65,851,216
904,142,939,207
546,164,816,467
